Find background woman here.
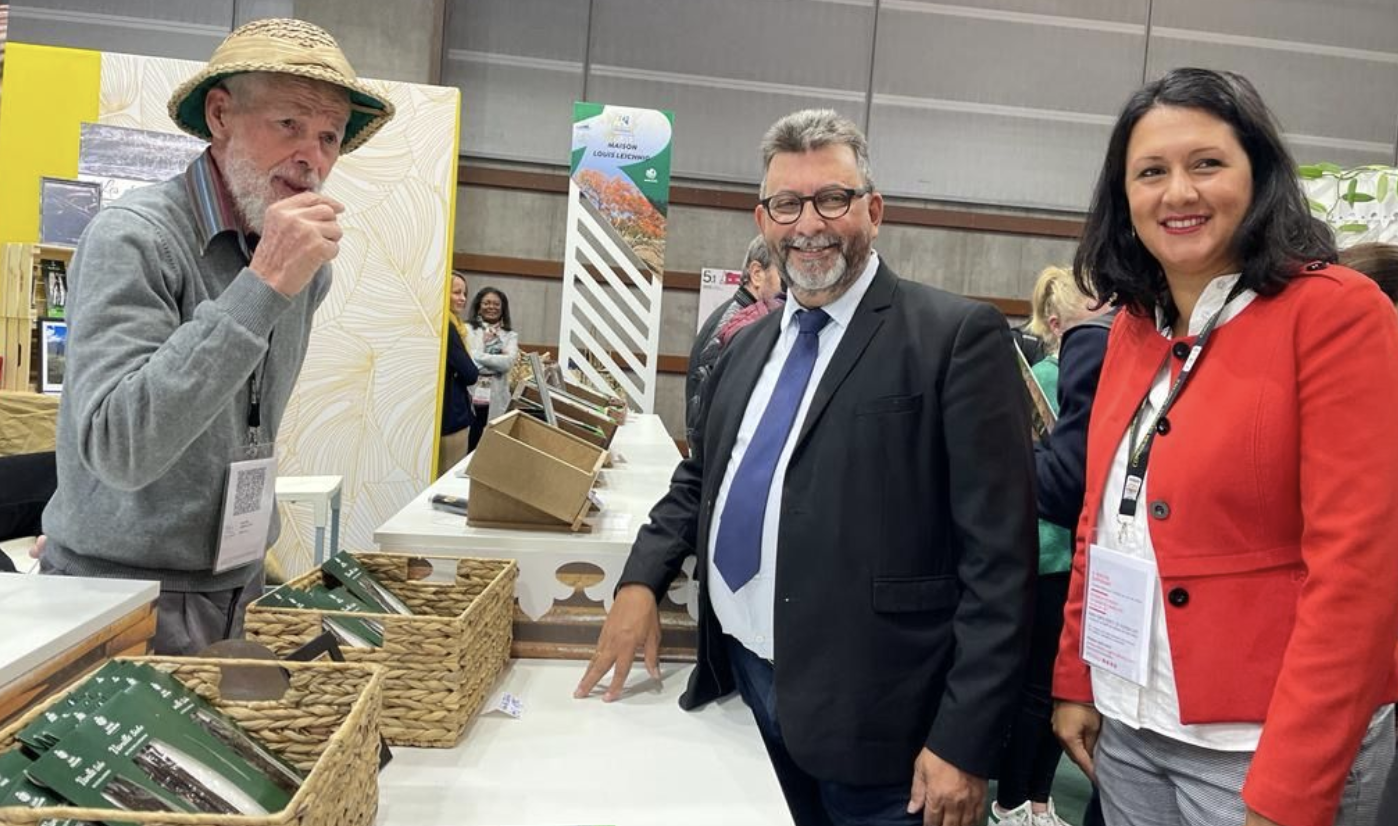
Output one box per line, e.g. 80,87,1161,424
466,287,519,451
992,265,1100,826
439,272,478,475
1053,68,1398,826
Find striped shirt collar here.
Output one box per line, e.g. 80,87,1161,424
183,148,253,259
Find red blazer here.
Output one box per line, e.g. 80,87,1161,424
1053,264,1398,826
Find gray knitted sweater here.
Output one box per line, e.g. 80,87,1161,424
42,175,330,592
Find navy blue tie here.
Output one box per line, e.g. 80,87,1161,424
714,308,832,591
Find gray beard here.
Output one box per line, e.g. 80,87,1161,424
776,231,870,298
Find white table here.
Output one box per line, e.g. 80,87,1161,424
275,474,343,566
373,415,692,622
377,658,793,826
0,573,159,721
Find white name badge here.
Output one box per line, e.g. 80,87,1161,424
1081,542,1157,687
213,455,277,574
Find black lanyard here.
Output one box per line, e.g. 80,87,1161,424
1117,286,1242,521
246,334,274,449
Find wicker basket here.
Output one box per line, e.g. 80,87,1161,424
245,553,516,748
0,657,384,826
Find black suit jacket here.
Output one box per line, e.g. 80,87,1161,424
620,261,1036,785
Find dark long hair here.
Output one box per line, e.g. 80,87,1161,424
468,287,512,331
1074,68,1336,320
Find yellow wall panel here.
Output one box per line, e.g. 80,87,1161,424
0,44,101,244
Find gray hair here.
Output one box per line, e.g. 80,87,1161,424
742,234,771,283
759,109,875,198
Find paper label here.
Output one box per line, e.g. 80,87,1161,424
214,455,277,573
1081,543,1157,686
488,691,524,719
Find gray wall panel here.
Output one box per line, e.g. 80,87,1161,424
589,0,874,92
443,0,588,162
874,6,1145,115
446,58,583,162
586,73,867,181
9,0,229,59
1150,0,1398,54
869,102,1110,210
887,0,1145,25
1145,36,1398,164
447,0,588,60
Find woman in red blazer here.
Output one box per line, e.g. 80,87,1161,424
1052,68,1398,826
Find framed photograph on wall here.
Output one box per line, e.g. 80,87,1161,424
39,177,102,247
41,320,68,394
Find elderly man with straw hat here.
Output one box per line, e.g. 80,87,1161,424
38,19,394,655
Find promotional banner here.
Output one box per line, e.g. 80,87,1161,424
697,268,743,332
570,102,673,274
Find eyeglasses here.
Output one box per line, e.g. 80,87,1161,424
759,187,871,224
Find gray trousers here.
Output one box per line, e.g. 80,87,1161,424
1096,708,1395,826
41,556,265,657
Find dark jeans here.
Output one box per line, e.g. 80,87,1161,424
996,572,1070,807
0,451,57,542
726,637,922,826
466,403,490,452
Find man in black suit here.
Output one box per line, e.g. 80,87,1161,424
576,109,1036,826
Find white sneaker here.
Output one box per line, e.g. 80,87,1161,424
989,801,1034,826
1031,798,1073,826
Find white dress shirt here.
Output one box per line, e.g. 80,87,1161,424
706,251,881,661
1091,273,1263,750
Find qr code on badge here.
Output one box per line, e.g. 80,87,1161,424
233,467,267,516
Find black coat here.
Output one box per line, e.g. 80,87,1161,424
1033,311,1114,529
685,286,757,445
441,324,480,435
620,262,1036,785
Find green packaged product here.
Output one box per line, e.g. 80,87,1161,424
320,552,413,616
25,681,296,823
259,585,385,647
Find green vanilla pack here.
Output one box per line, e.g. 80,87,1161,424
258,585,385,648
0,750,96,825
17,661,144,755
25,680,296,822
320,552,413,616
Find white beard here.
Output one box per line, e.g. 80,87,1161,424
220,142,321,234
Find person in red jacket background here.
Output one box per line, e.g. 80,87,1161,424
1052,67,1398,826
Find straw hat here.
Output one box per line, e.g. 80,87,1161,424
167,18,395,154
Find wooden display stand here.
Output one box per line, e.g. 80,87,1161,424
515,383,619,448
466,410,607,532
0,242,71,393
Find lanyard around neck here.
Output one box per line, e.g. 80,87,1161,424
1117,284,1243,522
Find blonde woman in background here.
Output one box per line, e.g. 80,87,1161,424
992,265,1103,826
439,272,479,475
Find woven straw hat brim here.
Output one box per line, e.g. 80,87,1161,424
167,63,395,155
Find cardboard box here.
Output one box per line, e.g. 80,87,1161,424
466,410,606,532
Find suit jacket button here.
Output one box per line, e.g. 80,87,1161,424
1171,342,1190,359
1168,587,1189,607
1149,500,1170,519
1155,417,1171,435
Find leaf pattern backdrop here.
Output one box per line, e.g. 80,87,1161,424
98,52,460,578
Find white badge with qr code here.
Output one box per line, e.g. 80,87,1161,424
214,455,277,573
